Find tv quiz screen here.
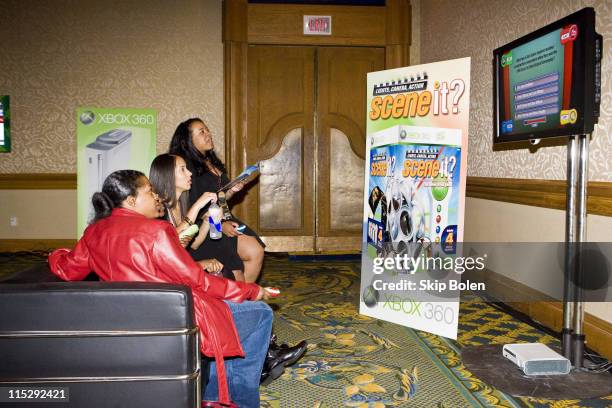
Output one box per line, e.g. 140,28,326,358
497,24,579,137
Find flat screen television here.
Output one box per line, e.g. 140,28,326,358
493,7,602,144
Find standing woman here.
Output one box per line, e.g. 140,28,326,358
169,118,265,283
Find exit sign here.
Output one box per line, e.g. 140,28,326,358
303,15,332,36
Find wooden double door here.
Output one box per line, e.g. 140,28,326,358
235,45,384,252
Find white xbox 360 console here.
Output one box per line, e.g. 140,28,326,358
502,343,571,375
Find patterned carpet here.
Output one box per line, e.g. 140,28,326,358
1,252,611,407
257,256,612,408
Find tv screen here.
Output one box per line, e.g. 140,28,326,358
0,95,9,153
493,7,601,144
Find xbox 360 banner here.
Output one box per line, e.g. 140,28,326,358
76,108,157,237
361,58,471,339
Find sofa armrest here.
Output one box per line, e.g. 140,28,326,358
0,280,200,408
0,281,195,331
1,263,99,284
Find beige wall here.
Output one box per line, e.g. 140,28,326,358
421,0,612,181
0,190,76,239
0,0,224,173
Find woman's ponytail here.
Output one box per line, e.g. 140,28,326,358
89,170,145,224
91,192,113,223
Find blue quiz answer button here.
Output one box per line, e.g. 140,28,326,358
501,120,513,133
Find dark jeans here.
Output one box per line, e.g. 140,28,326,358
203,301,272,407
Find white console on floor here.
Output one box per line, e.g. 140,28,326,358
502,343,571,375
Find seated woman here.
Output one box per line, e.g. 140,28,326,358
48,170,272,407
169,118,264,283
150,152,308,384
149,153,229,277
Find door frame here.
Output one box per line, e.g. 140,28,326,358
223,0,411,252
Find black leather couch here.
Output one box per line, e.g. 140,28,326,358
0,264,201,407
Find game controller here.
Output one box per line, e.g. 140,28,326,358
178,224,199,239
265,287,280,297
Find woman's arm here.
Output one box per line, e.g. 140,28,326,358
48,238,92,281
190,214,209,250
198,258,223,274
172,193,216,246
181,192,217,228
224,181,244,201
152,223,260,301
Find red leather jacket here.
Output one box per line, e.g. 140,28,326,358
49,208,259,404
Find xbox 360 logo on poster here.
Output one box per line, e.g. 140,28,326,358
400,129,407,140
362,284,379,308
80,111,96,125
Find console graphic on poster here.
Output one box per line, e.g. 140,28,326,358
361,58,470,340
77,108,156,236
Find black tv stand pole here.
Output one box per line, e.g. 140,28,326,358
562,134,589,368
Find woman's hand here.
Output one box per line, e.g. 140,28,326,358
198,258,224,274
221,221,242,237
195,192,217,210
179,235,192,247
255,286,271,301
230,181,245,193
225,181,245,200
175,225,192,247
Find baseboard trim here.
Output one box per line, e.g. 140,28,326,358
478,267,612,360
0,239,76,252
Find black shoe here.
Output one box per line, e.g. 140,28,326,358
269,340,308,368
260,340,308,385
269,333,303,353
260,357,285,386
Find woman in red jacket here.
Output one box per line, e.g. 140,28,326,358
49,170,272,407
